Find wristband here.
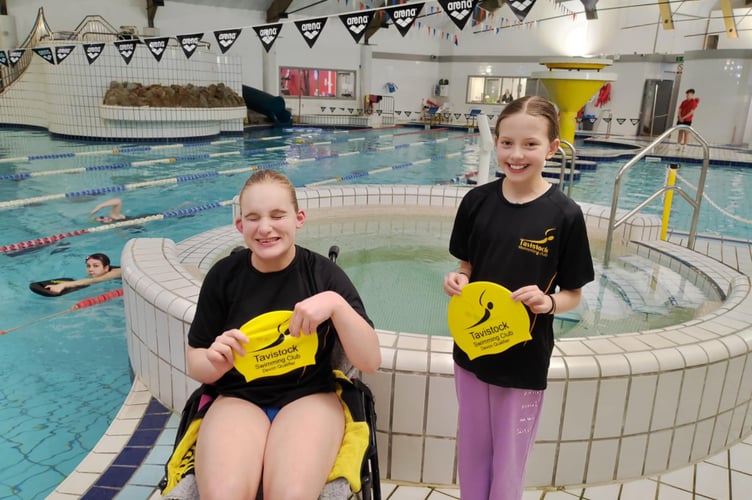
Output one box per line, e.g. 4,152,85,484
545,294,556,315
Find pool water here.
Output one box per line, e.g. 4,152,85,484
298,214,719,339
0,126,749,498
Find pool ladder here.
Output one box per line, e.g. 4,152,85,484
602,124,711,267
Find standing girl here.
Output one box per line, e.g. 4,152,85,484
187,169,381,500
443,96,595,500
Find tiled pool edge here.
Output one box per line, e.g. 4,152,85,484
55,184,752,494
47,380,178,499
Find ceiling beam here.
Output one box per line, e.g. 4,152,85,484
720,0,738,38
657,0,674,30
146,0,161,29
267,0,293,23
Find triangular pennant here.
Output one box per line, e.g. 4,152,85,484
616,118,626,124
321,106,326,112
54,45,75,64
405,111,412,117
176,33,203,59
630,118,639,125
395,110,402,115
454,112,461,119
348,108,354,113
603,117,612,123
83,43,105,64
214,28,242,54
329,106,336,112
376,109,383,115
32,47,55,64
437,0,478,31
114,40,137,64
0,50,7,67
488,114,495,121
253,24,282,53
339,10,376,43
9,49,25,66
384,3,424,37
295,17,328,49
144,37,169,62
507,0,537,22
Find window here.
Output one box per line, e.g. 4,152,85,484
466,76,528,104
279,67,356,99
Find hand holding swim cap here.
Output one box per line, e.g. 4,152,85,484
447,282,531,360
234,310,318,382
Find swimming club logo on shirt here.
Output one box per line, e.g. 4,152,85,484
518,228,556,257
234,310,318,382
447,282,531,360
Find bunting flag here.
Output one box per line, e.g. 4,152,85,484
253,24,283,53
214,28,242,54
616,118,626,124
295,17,328,48
339,10,376,43
437,0,478,31
9,49,25,67
507,0,537,22
144,37,170,62
630,118,639,125
32,47,55,64
0,50,7,67
114,40,136,64
384,2,424,37
54,45,75,64
83,42,105,64
176,33,203,59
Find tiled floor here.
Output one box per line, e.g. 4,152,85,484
49,135,752,500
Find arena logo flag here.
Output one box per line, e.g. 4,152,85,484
145,37,170,62
114,40,137,64
252,24,282,53
214,28,242,54
384,2,424,37
294,17,328,49
54,45,75,64
83,43,105,64
339,10,376,43
507,0,537,22
0,50,7,67
9,49,25,66
437,0,479,31
176,33,203,59
32,47,56,65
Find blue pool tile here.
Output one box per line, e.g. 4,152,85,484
129,463,165,486
145,444,173,465
113,446,150,466
82,485,119,500
115,484,159,499
146,398,170,415
95,465,137,488
127,429,161,447
140,412,171,430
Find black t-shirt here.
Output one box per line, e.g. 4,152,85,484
449,178,595,390
188,246,372,407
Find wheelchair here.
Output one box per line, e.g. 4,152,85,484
159,246,381,500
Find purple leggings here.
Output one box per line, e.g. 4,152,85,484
454,364,544,500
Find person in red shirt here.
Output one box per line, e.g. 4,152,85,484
676,88,699,146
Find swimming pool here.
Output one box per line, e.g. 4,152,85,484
1,125,750,497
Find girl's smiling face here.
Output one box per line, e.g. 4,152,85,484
236,180,305,273
495,111,559,187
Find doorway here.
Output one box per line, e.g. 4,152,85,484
638,79,673,136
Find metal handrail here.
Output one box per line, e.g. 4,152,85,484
558,139,577,197
602,124,710,267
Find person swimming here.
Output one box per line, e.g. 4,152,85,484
89,198,127,223
42,253,121,295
